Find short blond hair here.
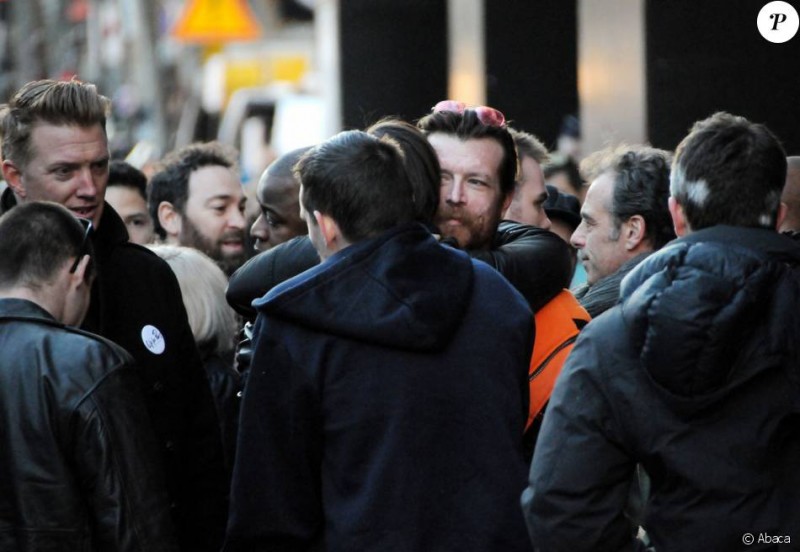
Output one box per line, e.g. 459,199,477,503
509,128,549,165
0,79,110,169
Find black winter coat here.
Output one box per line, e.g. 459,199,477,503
0,299,178,551
85,203,229,551
523,226,800,551
200,347,242,471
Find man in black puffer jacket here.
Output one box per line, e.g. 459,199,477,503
523,112,800,551
0,202,178,551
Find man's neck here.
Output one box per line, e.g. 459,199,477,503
0,285,63,322
318,238,352,262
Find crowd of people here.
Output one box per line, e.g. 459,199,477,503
0,78,799,551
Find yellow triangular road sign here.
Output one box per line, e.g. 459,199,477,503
172,0,262,44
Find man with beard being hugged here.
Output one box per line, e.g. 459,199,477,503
417,101,572,312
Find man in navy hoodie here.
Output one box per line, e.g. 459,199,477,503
225,130,534,551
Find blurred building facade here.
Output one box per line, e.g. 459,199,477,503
2,0,798,170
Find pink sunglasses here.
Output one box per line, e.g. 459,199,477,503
432,100,506,128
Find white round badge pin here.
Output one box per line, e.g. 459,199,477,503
141,325,166,355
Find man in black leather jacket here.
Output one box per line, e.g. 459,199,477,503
418,101,572,312
0,79,227,551
523,112,800,551
0,202,178,551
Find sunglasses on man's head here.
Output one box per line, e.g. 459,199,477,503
69,217,93,274
432,100,507,128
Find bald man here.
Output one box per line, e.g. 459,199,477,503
250,146,312,252
780,156,800,235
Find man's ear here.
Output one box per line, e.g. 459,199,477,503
777,201,788,231
501,190,513,216
2,160,26,198
313,210,341,249
668,197,689,237
157,201,182,239
623,214,646,251
70,254,93,289
61,254,93,327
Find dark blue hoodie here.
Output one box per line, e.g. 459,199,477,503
225,223,534,552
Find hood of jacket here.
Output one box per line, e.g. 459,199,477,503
254,223,473,352
619,225,800,410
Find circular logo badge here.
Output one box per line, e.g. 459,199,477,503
141,325,166,355
758,1,799,43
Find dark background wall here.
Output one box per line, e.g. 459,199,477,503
647,0,800,153
339,0,578,144
340,1,796,154
340,0,448,129
485,0,579,150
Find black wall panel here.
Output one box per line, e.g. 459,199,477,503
485,1,579,149
647,0,800,153
340,0,448,129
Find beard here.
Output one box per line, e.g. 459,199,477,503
434,202,504,251
179,216,248,276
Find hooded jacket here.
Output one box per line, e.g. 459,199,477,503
522,226,800,552
0,298,178,551
225,223,534,552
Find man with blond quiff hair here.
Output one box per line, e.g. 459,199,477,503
0,79,228,552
